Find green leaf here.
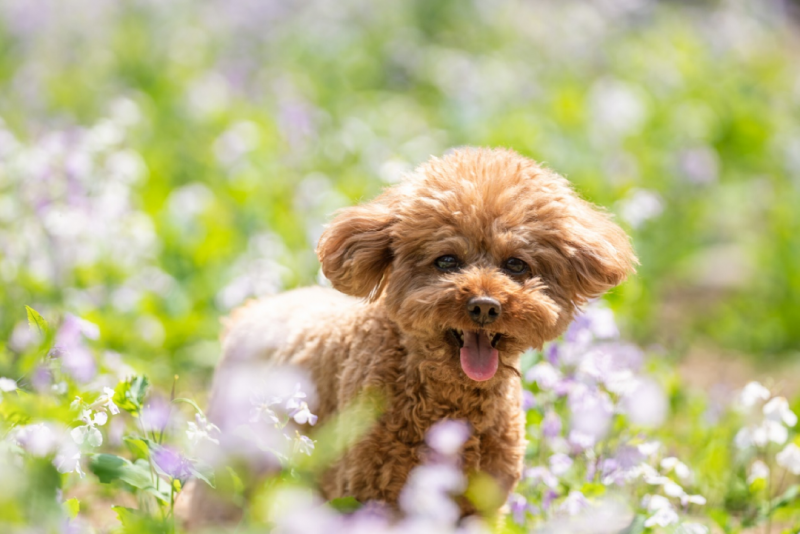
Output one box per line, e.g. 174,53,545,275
123,436,152,460
770,484,800,512
327,496,362,513
189,459,216,489
25,306,48,336
619,514,646,534
112,506,170,533
89,454,169,503
63,498,80,519
114,376,150,415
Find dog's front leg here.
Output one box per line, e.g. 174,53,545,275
476,406,526,509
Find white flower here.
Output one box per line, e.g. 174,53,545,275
663,480,685,498
739,382,770,408
54,442,84,478
680,493,707,506
642,494,671,512
96,387,120,415
776,443,800,475
295,434,315,456
526,362,562,390
70,409,108,447
289,401,318,426
735,420,788,449
0,377,17,392
747,460,770,484
636,441,661,457
549,453,573,476
644,506,679,528
249,393,282,424
763,397,797,427
186,413,220,445
661,457,692,480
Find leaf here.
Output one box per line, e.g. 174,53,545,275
114,376,150,415
770,483,800,512
123,436,152,459
112,506,169,532
63,498,80,519
619,514,646,534
189,459,216,488
327,496,362,513
25,306,48,337
89,454,169,503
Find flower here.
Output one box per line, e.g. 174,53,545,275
54,441,84,478
644,505,679,528
186,413,220,445
735,420,788,449
542,410,562,440
549,453,573,476
739,381,770,408
96,386,120,415
399,463,464,524
70,409,107,447
288,401,318,426
776,443,800,475
660,457,691,480
559,490,590,516
426,420,470,456
763,396,797,427
13,423,63,456
153,445,192,480
642,494,671,512
747,460,770,484
526,362,562,390
0,377,17,392
295,434,315,456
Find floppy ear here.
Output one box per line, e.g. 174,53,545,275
560,199,638,303
316,195,396,300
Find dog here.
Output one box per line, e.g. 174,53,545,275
183,147,636,526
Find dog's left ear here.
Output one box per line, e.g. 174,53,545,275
559,198,638,303
316,194,396,300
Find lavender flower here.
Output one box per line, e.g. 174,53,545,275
426,420,470,456
153,445,193,480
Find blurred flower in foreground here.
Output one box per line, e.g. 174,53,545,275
776,443,800,475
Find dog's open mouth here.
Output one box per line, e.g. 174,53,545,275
448,329,501,382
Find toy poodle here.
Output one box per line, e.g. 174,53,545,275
183,147,636,525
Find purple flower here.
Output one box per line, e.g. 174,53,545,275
521,389,536,411
152,445,192,480
542,410,562,440
51,314,99,383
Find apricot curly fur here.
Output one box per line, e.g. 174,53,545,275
181,147,636,527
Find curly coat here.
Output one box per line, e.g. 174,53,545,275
185,147,636,525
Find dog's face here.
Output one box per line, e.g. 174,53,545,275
317,148,636,384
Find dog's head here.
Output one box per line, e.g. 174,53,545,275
317,148,636,384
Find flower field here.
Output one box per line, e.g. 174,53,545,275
1,0,799,532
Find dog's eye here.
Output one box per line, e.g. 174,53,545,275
435,255,460,271
504,258,529,275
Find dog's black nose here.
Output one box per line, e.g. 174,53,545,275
467,296,501,325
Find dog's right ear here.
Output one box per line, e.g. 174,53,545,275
316,195,396,300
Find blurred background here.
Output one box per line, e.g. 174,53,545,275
1,0,799,389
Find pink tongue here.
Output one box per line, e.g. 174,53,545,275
460,331,499,381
